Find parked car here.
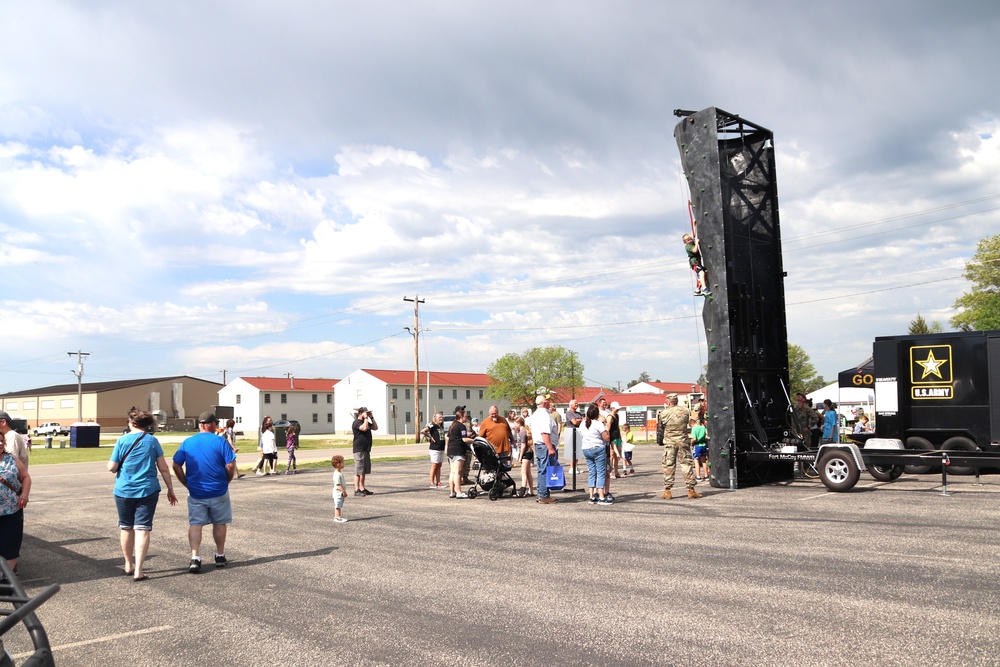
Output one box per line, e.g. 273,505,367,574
34,422,70,437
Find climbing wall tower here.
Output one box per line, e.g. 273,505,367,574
674,107,794,488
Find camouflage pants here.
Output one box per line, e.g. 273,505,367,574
662,443,696,489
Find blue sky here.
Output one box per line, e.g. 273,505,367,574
0,0,998,394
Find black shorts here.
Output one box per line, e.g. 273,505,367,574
521,449,534,463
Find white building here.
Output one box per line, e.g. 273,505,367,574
217,377,338,435
333,369,503,437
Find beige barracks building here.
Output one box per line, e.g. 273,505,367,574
0,376,223,432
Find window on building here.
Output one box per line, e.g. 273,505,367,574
327,394,332,403
392,388,398,399
264,394,271,404
405,388,410,400
479,410,484,419
479,390,484,399
281,393,287,404
236,394,241,404
280,413,287,420
236,416,242,424
60,399,74,409
312,394,317,403
405,411,411,423
438,389,443,399
452,390,457,399
327,413,333,423
312,413,318,423
41,400,54,409
466,390,471,399
418,389,423,400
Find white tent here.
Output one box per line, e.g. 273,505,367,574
807,382,875,421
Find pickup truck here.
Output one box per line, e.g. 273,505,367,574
34,422,70,437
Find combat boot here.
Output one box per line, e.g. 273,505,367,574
687,488,703,499
659,489,672,500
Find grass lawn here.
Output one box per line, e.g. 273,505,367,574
26,434,416,465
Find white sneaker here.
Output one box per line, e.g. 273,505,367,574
334,517,348,523
255,471,264,476
455,493,468,499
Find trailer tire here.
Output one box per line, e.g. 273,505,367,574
941,436,978,476
904,436,936,475
868,464,905,482
818,450,860,492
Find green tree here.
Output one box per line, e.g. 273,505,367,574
788,343,826,396
486,346,583,407
908,313,944,335
626,371,651,389
952,234,1000,331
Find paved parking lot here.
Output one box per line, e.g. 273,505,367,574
5,446,1000,666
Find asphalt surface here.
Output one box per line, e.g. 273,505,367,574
5,445,1000,666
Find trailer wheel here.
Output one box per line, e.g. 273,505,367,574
942,436,978,476
904,436,936,475
868,464,905,482
818,450,860,492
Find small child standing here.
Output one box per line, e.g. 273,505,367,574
331,455,348,523
621,424,636,475
690,418,709,481
285,423,299,475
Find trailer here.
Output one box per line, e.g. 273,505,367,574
742,330,1000,491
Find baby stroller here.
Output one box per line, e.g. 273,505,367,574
467,436,518,501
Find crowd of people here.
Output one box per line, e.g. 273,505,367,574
419,391,710,506
1,393,714,578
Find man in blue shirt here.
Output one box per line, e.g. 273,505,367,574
172,411,237,573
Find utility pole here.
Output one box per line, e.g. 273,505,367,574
67,350,90,423
220,369,227,385
403,295,425,435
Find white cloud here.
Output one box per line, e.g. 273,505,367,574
0,0,998,393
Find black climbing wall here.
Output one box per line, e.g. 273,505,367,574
674,107,794,488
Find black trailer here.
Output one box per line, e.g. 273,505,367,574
740,330,1000,491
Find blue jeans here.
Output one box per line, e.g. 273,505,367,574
534,443,557,498
583,447,607,490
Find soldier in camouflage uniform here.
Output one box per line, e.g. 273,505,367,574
659,393,701,499
793,393,813,446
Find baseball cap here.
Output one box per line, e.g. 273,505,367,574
454,405,466,413
356,406,368,414
198,411,218,424
610,401,621,410
667,393,678,399
0,410,10,422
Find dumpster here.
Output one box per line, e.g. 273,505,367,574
70,423,101,448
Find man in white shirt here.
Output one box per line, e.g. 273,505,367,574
529,395,558,504
0,412,28,468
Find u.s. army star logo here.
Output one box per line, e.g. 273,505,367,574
916,350,946,379
910,345,952,384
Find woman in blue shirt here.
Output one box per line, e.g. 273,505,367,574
108,409,177,580
822,400,839,444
